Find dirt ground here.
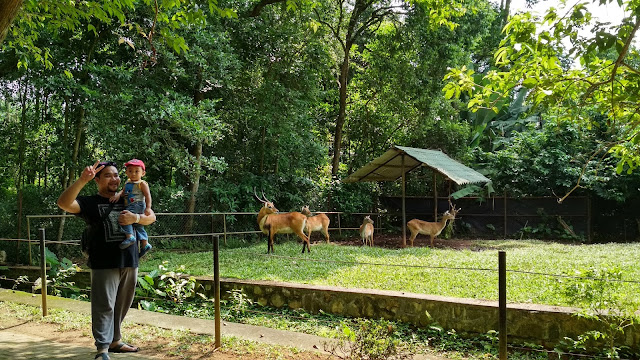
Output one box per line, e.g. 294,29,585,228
0,307,332,360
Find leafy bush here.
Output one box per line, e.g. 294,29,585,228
556,265,640,358
136,261,206,312
324,318,415,360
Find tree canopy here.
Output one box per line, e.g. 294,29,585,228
444,0,640,200
1,0,639,242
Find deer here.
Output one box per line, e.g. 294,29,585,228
255,191,310,254
407,204,461,248
300,205,330,243
359,215,374,246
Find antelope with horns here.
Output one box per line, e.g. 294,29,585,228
407,204,460,247
359,215,374,246
255,191,310,254
301,205,330,243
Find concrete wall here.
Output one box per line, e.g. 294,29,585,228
205,277,640,349
2,267,639,349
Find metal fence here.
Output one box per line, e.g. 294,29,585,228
1,213,640,359
1,212,383,265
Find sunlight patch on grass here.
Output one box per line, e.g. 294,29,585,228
140,240,640,307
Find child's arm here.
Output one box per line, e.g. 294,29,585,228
140,181,152,215
110,189,123,203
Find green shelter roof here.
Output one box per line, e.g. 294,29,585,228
342,146,491,185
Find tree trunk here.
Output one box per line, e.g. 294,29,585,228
69,106,85,185
331,44,352,176
501,0,511,27
185,88,204,233
16,82,28,240
260,126,265,174
56,106,85,248
0,0,23,44
61,96,71,188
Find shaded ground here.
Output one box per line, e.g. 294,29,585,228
318,234,476,250
0,306,332,360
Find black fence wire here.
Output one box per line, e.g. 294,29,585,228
1,213,640,359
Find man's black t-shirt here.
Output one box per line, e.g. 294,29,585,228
75,194,139,269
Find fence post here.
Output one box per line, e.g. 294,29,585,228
26,217,31,265
499,251,506,360
587,196,591,243
39,228,48,317
503,191,507,240
337,213,342,237
223,214,227,246
212,234,221,349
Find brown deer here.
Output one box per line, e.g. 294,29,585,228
301,205,330,243
407,205,460,247
359,215,374,246
255,192,310,254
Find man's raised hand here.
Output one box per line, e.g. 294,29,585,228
80,161,105,182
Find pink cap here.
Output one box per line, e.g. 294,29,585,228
124,159,145,171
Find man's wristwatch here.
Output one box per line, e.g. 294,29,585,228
135,214,140,223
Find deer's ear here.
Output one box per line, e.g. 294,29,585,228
444,210,450,215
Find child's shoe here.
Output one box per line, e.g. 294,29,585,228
119,236,136,249
139,243,152,258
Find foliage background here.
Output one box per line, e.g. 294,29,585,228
1,0,640,248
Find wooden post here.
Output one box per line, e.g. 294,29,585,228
26,216,31,265
587,196,591,243
503,191,507,240
222,214,227,245
499,251,507,360
39,228,48,317
402,154,406,247
212,234,221,349
433,171,438,222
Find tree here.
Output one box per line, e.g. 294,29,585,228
2,0,234,68
313,0,471,176
0,0,22,44
444,0,640,200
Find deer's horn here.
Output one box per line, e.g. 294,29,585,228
254,188,266,203
261,190,271,203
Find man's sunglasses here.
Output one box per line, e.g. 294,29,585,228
98,161,118,168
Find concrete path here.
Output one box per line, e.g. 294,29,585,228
0,289,443,360
0,329,149,360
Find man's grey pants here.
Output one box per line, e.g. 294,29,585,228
90,267,138,350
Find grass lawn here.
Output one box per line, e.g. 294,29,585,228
139,239,640,308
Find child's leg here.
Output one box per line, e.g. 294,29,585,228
119,224,136,249
136,224,151,257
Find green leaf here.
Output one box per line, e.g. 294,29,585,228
522,78,537,89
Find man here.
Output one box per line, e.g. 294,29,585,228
57,161,156,360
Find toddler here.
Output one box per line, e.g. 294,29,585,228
111,159,153,257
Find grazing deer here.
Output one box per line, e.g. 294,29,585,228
255,191,310,254
301,205,330,243
407,205,460,247
359,215,374,246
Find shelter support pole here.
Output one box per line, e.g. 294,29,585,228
433,171,437,221
402,154,406,247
